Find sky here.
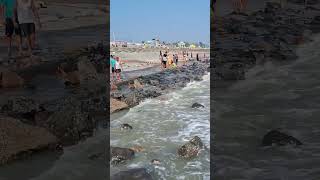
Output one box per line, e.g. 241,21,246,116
110,0,210,44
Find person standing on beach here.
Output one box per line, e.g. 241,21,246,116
174,54,179,66
162,51,168,69
196,53,199,61
159,50,163,68
0,0,22,59
14,0,41,57
183,52,187,65
110,55,116,82
114,57,123,81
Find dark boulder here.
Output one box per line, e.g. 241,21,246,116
120,123,133,130
177,136,204,158
262,130,302,146
111,168,153,180
151,159,161,165
111,147,135,165
192,103,205,108
44,108,96,145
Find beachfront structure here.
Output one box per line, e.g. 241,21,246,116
143,39,167,48
111,41,128,47
190,44,196,49
177,41,186,48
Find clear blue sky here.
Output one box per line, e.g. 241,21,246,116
110,0,210,44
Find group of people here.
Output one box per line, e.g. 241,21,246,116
0,0,41,60
159,50,180,69
110,54,123,82
159,50,205,69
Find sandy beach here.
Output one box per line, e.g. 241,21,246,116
111,47,210,73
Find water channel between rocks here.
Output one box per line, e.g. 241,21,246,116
110,73,210,180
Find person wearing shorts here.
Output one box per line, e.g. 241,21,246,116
114,57,122,81
0,0,22,58
162,52,168,69
110,55,116,81
14,0,41,57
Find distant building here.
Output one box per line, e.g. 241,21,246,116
111,41,127,47
177,41,186,48
190,44,196,49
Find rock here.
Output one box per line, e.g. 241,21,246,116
177,136,204,159
56,66,80,85
77,57,98,81
0,115,58,165
13,56,42,70
34,110,52,126
214,63,245,80
149,79,160,86
111,168,153,180
192,103,205,108
1,97,38,114
120,123,132,130
151,159,161,165
110,98,128,113
110,147,135,165
0,68,24,88
133,79,143,89
44,109,96,145
262,130,302,146
88,152,104,160
37,1,47,8
111,83,118,91
130,145,145,152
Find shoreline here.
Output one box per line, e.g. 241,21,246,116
110,59,210,114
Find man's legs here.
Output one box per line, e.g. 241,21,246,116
14,26,23,56
31,32,36,49
5,18,14,59
6,36,12,58
26,35,33,57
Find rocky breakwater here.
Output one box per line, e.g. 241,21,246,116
110,61,210,113
213,1,320,81
0,44,108,165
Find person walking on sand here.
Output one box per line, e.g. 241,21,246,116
0,0,22,59
173,54,178,65
168,53,174,66
159,50,163,68
183,52,187,65
110,55,117,82
114,57,123,81
162,51,168,69
14,0,41,57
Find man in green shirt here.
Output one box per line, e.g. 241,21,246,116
0,0,22,59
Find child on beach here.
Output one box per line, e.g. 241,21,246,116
0,0,22,59
14,0,41,57
114,57,123,81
